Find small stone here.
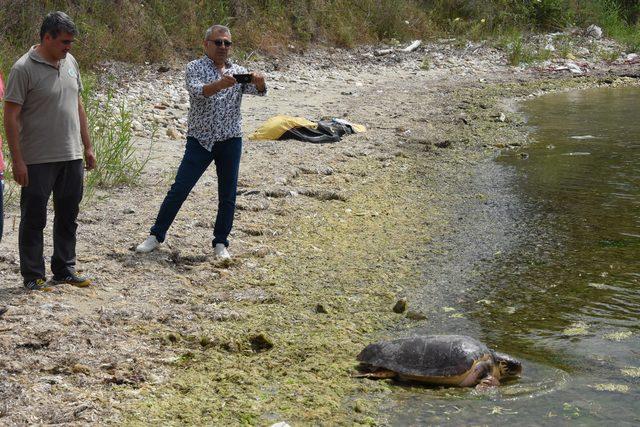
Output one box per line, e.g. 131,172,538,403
166,127,180,139
131,120,144,131
405,311,427,320
577,47,590,57
122,208,135,214
71,364,92,375
585,24,603,39
434,140,452,148
315,304,328,314
393,299,407,313
249,333,273,352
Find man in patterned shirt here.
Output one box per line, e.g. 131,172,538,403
136,25,266,259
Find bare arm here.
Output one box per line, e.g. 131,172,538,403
3,101,28,186
78,98,96,170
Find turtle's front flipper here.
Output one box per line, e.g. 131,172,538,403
460,359,494,387
353,369,396,380
476,375,500,390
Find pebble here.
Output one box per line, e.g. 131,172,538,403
393,299,407,313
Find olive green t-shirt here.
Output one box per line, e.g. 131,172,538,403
4,47,84,165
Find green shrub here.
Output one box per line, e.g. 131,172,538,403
80,76,150,199
529,0,574,30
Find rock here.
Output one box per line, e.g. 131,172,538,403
157,65,171,73
577,47,590,57
434,140,452,148
122,208,135,214
374,48,394,56
392,299,407,313
315,304,328,314
270,423,291,427
249,333,274,352
131,120,144,131
406,311,427,320
166,127,180,139
585,24,603,39
566,62,583,74
498,112,506,122
71,364,92,375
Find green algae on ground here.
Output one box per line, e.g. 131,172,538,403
603,331,633,341
589,383,631,393
122,151,439,425
620,367,640,378
561,322,590,337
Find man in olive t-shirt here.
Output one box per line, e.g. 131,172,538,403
3,11,96,291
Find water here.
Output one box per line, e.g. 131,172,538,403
390,87,640,425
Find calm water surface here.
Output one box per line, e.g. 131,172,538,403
390,87,640,425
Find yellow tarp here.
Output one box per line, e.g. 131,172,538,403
249,115,366,141
249,115,318,141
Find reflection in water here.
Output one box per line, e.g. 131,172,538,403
392,87,640,425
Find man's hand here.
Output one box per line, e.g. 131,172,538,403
12,159,28,187
84,147,97,171
219,74,236,90
251,72,266,92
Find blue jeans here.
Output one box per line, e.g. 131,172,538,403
150,136,242,247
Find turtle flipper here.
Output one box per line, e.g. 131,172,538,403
353,369,397,380
476,375,500,390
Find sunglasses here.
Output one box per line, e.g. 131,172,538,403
208,39,232,47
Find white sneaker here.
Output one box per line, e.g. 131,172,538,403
136,235,161,253
214,243,231,259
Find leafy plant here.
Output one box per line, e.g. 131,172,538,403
80,77,151,200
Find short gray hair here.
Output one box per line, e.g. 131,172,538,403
40,11,77,41
205,25,231,40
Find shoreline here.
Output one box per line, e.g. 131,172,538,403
1,38,639,424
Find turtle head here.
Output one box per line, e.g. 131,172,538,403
493,352,522,378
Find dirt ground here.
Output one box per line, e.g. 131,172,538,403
0,36,638,424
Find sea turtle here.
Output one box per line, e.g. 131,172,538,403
356,335,522,388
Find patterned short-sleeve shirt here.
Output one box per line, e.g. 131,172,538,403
185,56,266,151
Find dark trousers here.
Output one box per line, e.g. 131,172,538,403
19,160,84,282
150,136,242,247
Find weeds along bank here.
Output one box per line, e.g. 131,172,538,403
0,0,638,70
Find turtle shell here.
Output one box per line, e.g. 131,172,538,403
357,335,493,378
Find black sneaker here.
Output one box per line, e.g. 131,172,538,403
51,273,91,288
24,278,53,291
